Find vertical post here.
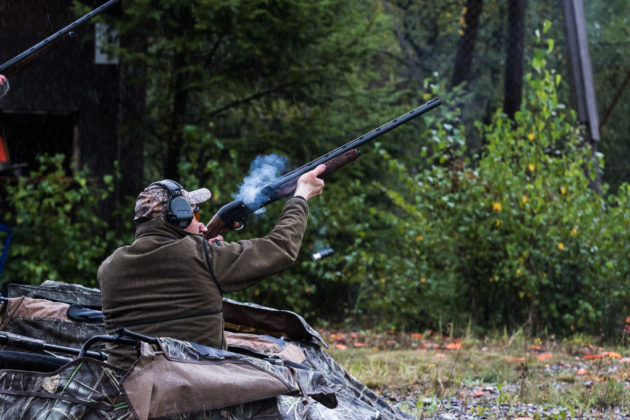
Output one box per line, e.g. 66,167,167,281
563,0,601,192
562,0,599,142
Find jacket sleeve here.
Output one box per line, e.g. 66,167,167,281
208,197,309,293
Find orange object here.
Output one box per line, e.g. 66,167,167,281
584,353,607,359
537,353,553,360
508,357,526,363
334,343,347,350
577,368,588,375
445,342,462,350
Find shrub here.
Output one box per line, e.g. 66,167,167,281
1,154,118,288
358,33,630,336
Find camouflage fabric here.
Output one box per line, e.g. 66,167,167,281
0,296,105,350
123,338,339,419
223,298,326,346
0,282,412,420
225,331,306,364
7,281,102,308
300,344,411,420
0,357,132,419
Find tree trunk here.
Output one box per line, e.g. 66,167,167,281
451,0,484,87
164,52,188,181
503,0,528,119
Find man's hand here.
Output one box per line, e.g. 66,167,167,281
293,164,325,201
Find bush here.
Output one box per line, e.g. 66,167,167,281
347,33,630,336
250,30,629,338
1,154,118,288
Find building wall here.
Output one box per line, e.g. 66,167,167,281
0,0,145,214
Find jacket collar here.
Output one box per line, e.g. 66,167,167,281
135,219,193,240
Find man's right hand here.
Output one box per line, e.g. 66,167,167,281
293,164,325,201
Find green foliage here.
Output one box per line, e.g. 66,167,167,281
40,2,626,339
102,0,395,183
371,39,629,336
262,36,629,337
586,0,630,192
1,155,118,287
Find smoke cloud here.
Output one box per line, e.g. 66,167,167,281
235,154,288,211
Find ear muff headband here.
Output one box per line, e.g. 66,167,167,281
151,179,193,228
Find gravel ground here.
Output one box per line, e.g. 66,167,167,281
384,384,630,419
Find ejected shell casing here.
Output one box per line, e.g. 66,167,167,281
312,248,334,261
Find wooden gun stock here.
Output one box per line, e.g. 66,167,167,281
273,149,361,199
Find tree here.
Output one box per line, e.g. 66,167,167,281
503,0,527,119
110,0,394,184
451,0,484,88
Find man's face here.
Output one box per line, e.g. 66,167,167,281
184,205,207,235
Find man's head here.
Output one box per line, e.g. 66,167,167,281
134,180,211,229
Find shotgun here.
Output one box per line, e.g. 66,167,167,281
204,97,441,239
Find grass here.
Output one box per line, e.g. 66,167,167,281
323,331,630,418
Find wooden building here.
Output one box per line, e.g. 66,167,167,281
0,0,144,199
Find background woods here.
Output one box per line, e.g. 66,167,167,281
0,0,629,339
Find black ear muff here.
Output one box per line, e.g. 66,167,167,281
151,180,193,228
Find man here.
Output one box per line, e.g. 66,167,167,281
98,164,325,367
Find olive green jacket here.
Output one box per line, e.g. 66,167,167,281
98,197,309,367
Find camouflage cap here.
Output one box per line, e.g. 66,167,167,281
134,183,212,225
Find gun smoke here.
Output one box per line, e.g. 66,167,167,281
235,154,288,212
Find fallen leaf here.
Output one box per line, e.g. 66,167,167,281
537,353,553,360
411,333,423,339
508,357,526,363
473,392,484,397
335,343,347,350
577,368,588,375
445,343,461,350
585,353,607,359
